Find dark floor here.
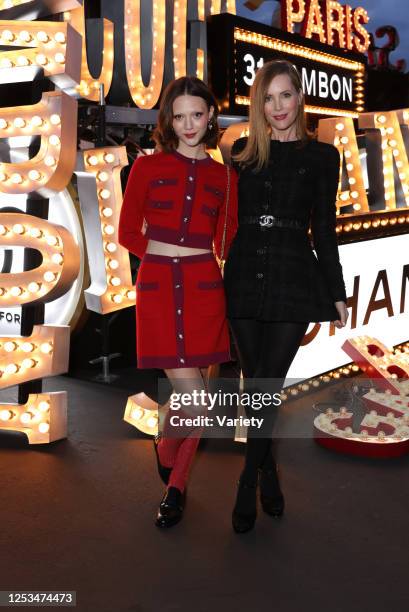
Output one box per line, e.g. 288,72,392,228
1,371,409,612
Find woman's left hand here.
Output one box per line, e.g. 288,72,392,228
333,301,348,329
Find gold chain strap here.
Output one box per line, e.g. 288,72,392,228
218,164,230,273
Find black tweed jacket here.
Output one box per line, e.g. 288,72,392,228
223,137,347,322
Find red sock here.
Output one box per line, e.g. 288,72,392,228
157,437,182,468
168,433,201,493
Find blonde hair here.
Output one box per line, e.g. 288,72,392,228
234,60,310,170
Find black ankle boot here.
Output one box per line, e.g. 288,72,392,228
232,479,257,533
153,434,172,485
155,486,186,528
258,466,285,517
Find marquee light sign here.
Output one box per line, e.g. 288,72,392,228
63,5,113,101
281,0,370,53
208,14,366,117
0,92,77,196
0,20,81,89
314,336,409,458
319,110,409,212
0,392,67,444
75,146,136,315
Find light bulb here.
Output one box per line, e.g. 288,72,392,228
106,242,117,253
104,153,115,163
44,271,56,282
55,32,66,44
10,286,23,297
28,282,41,293
37,31,50,42
28,170,42,181
21,342,35,352
49,135,61,146
21,358,36,369
31,116,44,127
132,407,144,421
103,224,115,235
46,235,58,246
40,342,53,354
4,341,17,352
51,253,63,265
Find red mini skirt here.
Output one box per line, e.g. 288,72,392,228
135,252,230,369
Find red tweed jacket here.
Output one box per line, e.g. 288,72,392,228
118,149,238,260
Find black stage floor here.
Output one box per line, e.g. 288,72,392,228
1,371,409,612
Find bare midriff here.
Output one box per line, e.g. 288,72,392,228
145,239,211,257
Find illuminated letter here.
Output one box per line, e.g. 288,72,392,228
0,325,70,389
0,91,77,197
124,0,165,109
318,116,369,212
63,5,114,101
324,0,346,48
173,0,187,78
0,20,81,91
75,147,135,314
0,212,80,306
0,392,67,444
359,110,409,210
281,0,306,34
353,7,370,54
301,0,326,44
0,0,83,20
344,5,354,51
342,336,408,394
210,1,236,13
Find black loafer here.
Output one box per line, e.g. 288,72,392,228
232,480,257,534
259,467,285,517
155,486,186,528
153,434,172,485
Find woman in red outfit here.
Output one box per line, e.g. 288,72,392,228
118,77,238,528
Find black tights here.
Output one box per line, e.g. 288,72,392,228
229,318,309,483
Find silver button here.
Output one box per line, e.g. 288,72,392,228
256,273,264,279
180,237,184,242
188,176,194,181
191,160,196,164
180,358,185,363
183,217,188,222
186,195,192,200
177,308,182,314
173,257,179,263
175,284,181,289
178,333,183,339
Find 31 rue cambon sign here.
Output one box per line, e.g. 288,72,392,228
0,0,408,446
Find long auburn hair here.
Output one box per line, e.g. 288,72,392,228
234,60,310,170
152,76,219,152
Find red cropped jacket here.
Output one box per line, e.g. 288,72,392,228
118,149,238,260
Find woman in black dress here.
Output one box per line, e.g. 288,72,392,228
224,59,349,533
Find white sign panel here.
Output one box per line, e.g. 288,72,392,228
288,233,409,381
